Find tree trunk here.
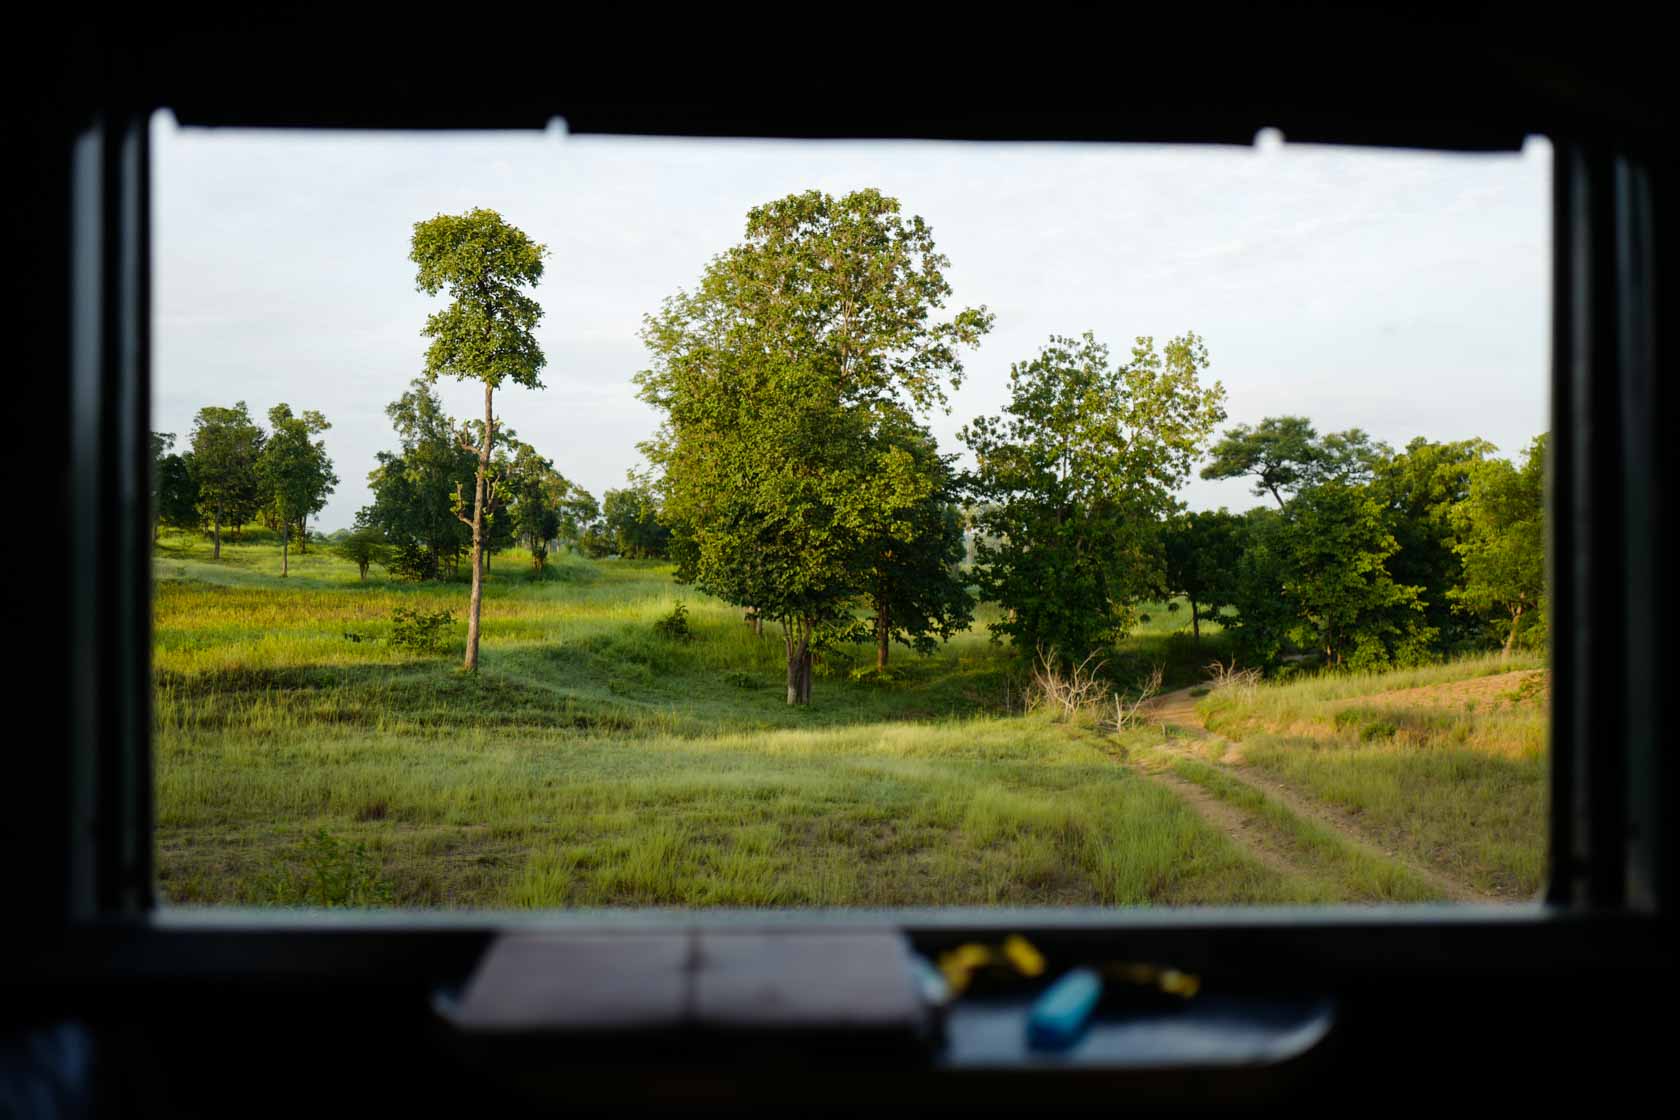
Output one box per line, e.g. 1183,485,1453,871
875,596,890,670
281,522,289,577
463,384,493,672
1190,597,1201,644
1502,604,1525,659
1269,485,1286,509
297,516,308,554
212,505,222,560
785,617,813,705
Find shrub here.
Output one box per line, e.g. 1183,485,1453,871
390,605,455,654
848,665,900,686
387,540,436,581
252,829,394,908
653,602,693,642
722,670,756,689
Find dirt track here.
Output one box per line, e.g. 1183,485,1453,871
1137,686,1501,904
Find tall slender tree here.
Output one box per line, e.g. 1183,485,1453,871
410,209,548,671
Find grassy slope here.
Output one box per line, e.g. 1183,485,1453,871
155,529,1295,908
1193,655,1549,897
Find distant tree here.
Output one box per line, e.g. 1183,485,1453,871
506,441,561,572
1450,434,1548,657
1161,509,1244,643
149,433,182,542
333,526,391,581
411,207,548,672
1201,416,1389,507
156,446,201,537
855,410,973,669
360,380,477,581
554,482,598,553
601,477,671,560
962,330,1226,667
188,402,264,558
1371,436,1496,649
257,404,337,576
638,188,991,705
578,518,615,559
1275,482,1433,670
1222,507,1294,667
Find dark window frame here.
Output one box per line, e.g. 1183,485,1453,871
15,16,1671,993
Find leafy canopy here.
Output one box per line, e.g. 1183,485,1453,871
410,208,548,392
962,330,1226,664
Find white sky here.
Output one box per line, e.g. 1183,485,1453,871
152,115,1551,532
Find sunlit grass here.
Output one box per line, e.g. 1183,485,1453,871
153,527,1289,908
1190,654,1548,897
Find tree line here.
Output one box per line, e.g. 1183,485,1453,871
153,195,1546,697
155,380,671,581
152,402,337,575
636,187,1548,704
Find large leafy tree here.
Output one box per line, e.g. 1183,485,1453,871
1201,415,1388,507
962,330,1227,666
1161,508,1244,643
257,404,337,576
638,187,991,705
188,402,265,558
360,380,477,580
1450,433,1548,656
1273,481,1433,670
854,409,973,669
410,208,548,672
1371,435,1495,648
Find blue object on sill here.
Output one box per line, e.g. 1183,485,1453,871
1026,967,1104,1050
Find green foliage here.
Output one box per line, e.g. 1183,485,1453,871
602,477,671,559
189,402,265,551
389,606,456,654
653,602,693,642
359,380,478,579
856,409,974,666
153,432,201,537
1201,415,1389,507
1370,436,1496,650
257,403,337,575
253,829,394,908
1161,509,1244,642
1228,482,1433,671
331,527,391,581
637,187,991,704
1450,434,1548,654
410,208,548,393
961,330,1226,668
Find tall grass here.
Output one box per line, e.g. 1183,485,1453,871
153,530,1296,908
1190,652,1548,897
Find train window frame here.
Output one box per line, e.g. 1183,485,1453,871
17,17,1670,1012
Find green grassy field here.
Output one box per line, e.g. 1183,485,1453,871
1193,654,1548,897
152,527,1545,908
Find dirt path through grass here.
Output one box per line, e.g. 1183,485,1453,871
1144,769,1320,884
1142,687,1500,904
